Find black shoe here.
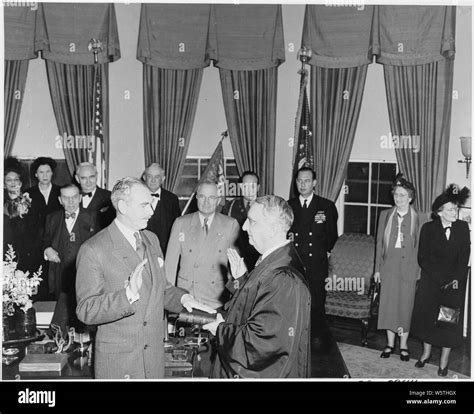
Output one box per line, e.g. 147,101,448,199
438,366,448,377
380,345,394,358
400,348,410,362
414,355,431,368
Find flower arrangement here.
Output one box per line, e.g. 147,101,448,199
3,245,42,316
4,190,32,219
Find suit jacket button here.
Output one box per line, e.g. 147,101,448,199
143,321,147,326
124,374,130,379
295,243,299,247
309,243,312,246
144,344,148,350
309,253,313,257
295,233,298,237
309,232,312,236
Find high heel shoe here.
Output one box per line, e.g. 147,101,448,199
438,365,448,377
380,345,394,358
414,355,431,368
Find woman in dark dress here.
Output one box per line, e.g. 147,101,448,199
411,184,470,377
24,157,62,300
3,157,31,269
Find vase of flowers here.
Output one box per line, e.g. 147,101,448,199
2,245,42,341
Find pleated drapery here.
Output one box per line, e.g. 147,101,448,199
384,59,454,214
310,65,369,202
143,65,203,193
4,60,29,156
45,61,110,177
220,67,278,195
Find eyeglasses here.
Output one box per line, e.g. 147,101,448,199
196,194,219,202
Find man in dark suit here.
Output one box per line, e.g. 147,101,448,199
75,162,115,229
204,195,311,378
76,177,214,379
142,163,181,256
288,167,339,350
43,183,97,334
221,171,260,270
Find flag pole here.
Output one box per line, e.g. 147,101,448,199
293,47,311,162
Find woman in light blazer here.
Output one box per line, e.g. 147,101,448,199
374,174,426,362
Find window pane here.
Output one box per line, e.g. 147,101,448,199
344,205,368,234
370,206,392,236
345,162,369,203
225,160,239,178
182,159,198,176
199,158,210,175
371,163,397,204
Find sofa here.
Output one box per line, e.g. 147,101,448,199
325,233,376,346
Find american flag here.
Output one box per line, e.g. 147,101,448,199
290,70,314,198
89,64,107,189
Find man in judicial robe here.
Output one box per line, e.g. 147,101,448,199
142,163,181,256
221,171,260,270
288,167,338,350
75,177,214,379
204,195,311,378
75,162,115,229
43,183,97,334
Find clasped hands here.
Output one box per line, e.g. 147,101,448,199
202,248,246,335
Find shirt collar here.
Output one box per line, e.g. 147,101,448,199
199,212,215,228
261,240,291,261
114,218,139,249
299,193,314,207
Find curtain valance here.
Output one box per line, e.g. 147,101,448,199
4,6,39,60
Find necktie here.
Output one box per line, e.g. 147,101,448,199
445,226,451,240
203,217,209,236
303,199,308,209
134,232,146,260
245,201,251,213
65,211,76,219
255,255,263,267
82,192,92,198
395,213,404,248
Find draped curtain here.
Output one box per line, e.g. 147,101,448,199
220,68,278,195
384,59,454,213
45,61,110,177
142,65,203,192
378,6,456,214
38,3,120,182
310,65,368,201
4,60,29,157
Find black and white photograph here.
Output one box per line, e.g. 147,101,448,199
1,0,472,408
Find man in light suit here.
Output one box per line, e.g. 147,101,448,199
165,180,240,310
142,163,181,256
76,177,214,379
75,162,115,230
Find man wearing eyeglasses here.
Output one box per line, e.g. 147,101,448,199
165,180,240,310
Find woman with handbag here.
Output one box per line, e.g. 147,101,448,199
411,184,470,377
374,174,425,362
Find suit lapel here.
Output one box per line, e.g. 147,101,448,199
109,222,142,277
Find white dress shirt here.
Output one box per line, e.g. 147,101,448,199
81,187,97,209
299,193,314,208
65,208,80,233
150,187,161,211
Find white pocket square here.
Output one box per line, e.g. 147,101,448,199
157,257,164,268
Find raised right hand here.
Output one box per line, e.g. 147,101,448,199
227,248,247,279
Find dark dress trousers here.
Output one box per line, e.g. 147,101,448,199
288,195,338,335
43,210,97,333
411,219,470,348
211,242,311,378
24,184,62,300
81,187,115,230
221,197,259,270
146,188,181,256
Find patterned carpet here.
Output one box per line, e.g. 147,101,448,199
338,343,470,380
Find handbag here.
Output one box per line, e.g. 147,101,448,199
368,279,380,317
436,305,461,330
